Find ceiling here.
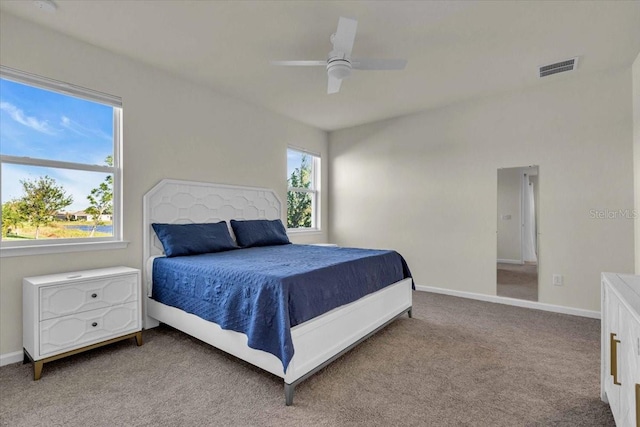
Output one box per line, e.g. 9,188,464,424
1,0,639,131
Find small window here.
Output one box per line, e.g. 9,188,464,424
0,66,123,255
286,148,320,230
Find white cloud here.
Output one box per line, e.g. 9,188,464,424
60,115,111,141
0,101,56,135
60,115,87,137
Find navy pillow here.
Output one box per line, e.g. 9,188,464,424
152,222,238,257
230,219,290,248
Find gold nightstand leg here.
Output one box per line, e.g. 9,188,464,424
28,331,142,381
33,361,43,381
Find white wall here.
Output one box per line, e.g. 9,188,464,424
329,68,635,312
0,14,328,356
497,168,522,263
634,52,640,274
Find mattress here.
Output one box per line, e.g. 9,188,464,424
152,244,412,370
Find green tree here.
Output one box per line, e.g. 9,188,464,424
18,176,73,239
287,154,312,228
1,200,26,237
86,156,113,237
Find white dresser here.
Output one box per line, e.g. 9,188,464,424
23,266,142,380
601,273,640,426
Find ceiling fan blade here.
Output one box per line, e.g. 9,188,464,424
351,58,408,70
327,75,343,94
270,60,326,67
333,17,358,55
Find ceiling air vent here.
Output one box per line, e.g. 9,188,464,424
539,57,579,78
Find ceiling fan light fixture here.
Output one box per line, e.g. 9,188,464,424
271,16,407,93
327,59,352,80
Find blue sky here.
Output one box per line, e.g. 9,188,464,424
0,78,113,212
287,148,314,186
287,149,303,180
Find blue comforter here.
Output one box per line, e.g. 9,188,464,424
152,244,412,371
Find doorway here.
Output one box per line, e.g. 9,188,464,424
497,166,538,301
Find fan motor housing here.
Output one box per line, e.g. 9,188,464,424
327,58,352,80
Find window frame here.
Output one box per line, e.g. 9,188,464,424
0,66,127,257
286,147,321,233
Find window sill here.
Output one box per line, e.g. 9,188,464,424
0,240,129,258
287,228,323,235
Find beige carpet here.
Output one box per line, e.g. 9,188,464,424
497,262,538,301
0,292,612,426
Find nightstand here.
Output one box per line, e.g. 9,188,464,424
23,266,142,380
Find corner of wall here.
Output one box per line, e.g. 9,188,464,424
634,51,640,274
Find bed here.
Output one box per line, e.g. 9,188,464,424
142,179,413,405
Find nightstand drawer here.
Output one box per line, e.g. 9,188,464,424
40,274,138,321
39,301,139,357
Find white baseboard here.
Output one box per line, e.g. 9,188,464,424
0,350,23,367
497,259,523,265
415,285,600,319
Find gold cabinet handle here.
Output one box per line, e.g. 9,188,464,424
636,384,639,427
610,333,621,386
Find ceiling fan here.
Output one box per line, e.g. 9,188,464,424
271,17,408,94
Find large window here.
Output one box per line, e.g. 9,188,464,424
287,148,320,230
0,66,124,256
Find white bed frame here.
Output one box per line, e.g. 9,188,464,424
142,179,412,405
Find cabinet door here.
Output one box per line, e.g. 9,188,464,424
604,284,622,420
619,305,640,427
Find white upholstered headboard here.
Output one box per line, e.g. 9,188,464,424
142,179,282,291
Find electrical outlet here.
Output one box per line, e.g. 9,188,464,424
553,274,563,286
